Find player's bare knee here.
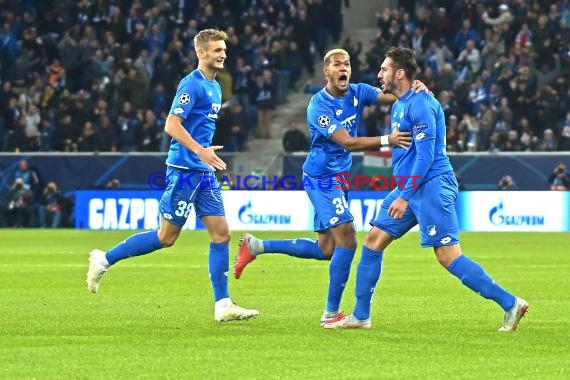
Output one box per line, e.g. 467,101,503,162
159,234,178,248
434,245,461,268
331,223,357,249
364,227,392,251
321,249,334,260
340,236,357,249
210,230,231,244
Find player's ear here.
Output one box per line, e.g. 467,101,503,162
195,43,206,58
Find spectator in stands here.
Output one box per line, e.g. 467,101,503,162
253,70,274,139
446,115,463,152
559,122,570,151
38,181,65,228
520,129,539,151
482,4,514,33
226,102,248,152
77,121,97,152
478,101,495,150
548,163,569,190
457,39,482,77
116,101,139,152
455,19,480,55
96,115,117,152
504,130,521,151
538,129,558,152
458,112,479,152
137,110,162,151
488,131,503,153
282,120,309,153
497,175,519,191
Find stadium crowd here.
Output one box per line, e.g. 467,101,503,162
0,1,568,155
355,0,570,152
0,0,346,153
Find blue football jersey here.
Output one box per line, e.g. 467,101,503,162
166,69,222,171
389,89,454,200
302,83,381,177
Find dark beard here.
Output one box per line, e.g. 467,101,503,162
383,72,398,94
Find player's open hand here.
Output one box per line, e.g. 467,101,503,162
197,146,227,171
411,80,431,94
388,127,412,149
388,197,408,219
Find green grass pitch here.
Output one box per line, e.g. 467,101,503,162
1,230,569,379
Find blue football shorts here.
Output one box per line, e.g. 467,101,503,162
371,172,459,247
159,166,225,226
303,173,354,233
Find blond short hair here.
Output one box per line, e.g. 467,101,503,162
194,29,228,50
323,48,350,66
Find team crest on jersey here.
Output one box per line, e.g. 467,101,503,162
353,97,358,107
179,93,190,104
208,103,222,119
318,115,331,127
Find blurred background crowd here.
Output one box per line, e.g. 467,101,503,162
353,0,570,153
1,0,570,227
0,0,346,153
0,0,568,155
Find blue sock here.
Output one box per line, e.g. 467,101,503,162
448,255,516,311
263,238,324,260
353,246,383,321
209,242,230,302
326,246,356,313
106,231,163,265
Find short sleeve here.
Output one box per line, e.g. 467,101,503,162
169,77,197,119
307,103,343,139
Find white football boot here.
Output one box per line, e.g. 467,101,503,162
498,297,529,331
86,249,108,293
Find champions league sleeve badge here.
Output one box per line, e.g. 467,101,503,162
179,93,191,105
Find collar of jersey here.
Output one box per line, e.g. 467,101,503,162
197,69,215,82
398,88,415,101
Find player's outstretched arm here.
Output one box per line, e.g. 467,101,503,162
164,114,227,170
331,128,410,151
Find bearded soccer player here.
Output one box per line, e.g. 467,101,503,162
324,47,528,331
234,48,429,326
86,29,259,322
